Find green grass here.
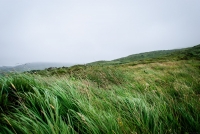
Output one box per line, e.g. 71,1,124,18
0,59,200,133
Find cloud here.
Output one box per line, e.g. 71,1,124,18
0,0,200,66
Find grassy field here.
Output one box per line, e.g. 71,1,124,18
0,45,200,133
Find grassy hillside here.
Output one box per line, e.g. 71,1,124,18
0,45,200,133
88,44,200,65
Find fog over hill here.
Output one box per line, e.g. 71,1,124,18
0,62,74,73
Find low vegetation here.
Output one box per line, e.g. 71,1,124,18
0,45,200,133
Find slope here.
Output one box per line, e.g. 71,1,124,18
88,44,200,65
0,44,200,133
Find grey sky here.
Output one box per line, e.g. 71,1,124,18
0,0,200,66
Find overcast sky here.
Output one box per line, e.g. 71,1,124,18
0,0,200,66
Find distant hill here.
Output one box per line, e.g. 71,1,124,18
88,44,200,65
0,62,74,74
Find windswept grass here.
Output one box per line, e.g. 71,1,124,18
0,60,200,133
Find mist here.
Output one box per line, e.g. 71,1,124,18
0,0,200,66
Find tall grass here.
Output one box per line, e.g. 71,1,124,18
0,60,200,133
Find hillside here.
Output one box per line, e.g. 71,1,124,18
88,44,200,65
0,44,200,133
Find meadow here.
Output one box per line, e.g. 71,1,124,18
0,45,200,133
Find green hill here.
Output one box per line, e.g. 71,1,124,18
113,49,178,63
88,44,200,65
0,44,200,133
